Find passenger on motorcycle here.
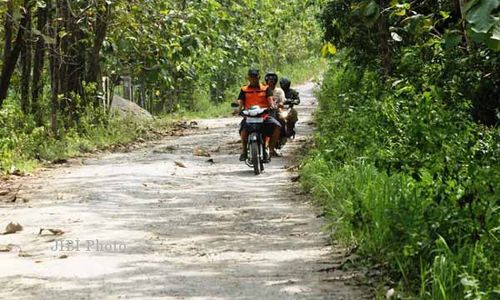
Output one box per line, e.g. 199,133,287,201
279,77,300,138
265,72,289,151
264,71,286,109
237,68,282,161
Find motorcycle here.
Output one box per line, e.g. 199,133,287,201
275,98,300,149
232,103,269,175
283,98,299,138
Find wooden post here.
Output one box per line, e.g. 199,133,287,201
139,84,146,108
122,76,132,101
101,76,112,111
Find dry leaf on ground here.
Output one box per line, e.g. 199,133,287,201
2,222,23,235
39,228,65,235
193,147,210,157
174,161,187,168
0,244,13,252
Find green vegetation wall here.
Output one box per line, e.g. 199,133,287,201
106,0,324,112
301,0,499,298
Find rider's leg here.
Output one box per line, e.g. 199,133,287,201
278,111,287,135
280,119,287,141
240,130,248,161
289,122,296,138
286,108,298,138
288,108,298,123
268,126,281,156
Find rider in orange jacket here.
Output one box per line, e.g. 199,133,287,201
237,68,281,161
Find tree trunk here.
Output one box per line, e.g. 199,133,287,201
0,0,30,107
48,0,60,136
20,5,33,114
458,0,470,48
56,0,87,127
57,0,69,116
3,0,13,61
87,1,111,98
376,0,391,75
32,2,49,126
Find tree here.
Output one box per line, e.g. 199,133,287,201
0,0,30,107
31,0,49,126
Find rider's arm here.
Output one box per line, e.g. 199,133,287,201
266,88,275,109
276,89,286,109
292,89,300,105
237,89,245,110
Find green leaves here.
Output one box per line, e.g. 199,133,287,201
443,30,463,50
439,11,450,20
311,56,500,299
487,20,500,50
363,0,379,17
103,0,323,111
464,0,500,51
392,3,410,17
361,0,380,26
35,0,47,9
465,0,499,34
491,20,500,40
321,42,337,57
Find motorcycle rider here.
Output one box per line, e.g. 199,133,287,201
279,77,300,138
237,68,281,161
264,71,286,109
265,71,288,151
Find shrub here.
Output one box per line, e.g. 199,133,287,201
301,58,499,298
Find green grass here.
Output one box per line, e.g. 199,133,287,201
169,95,234,120
0,106,173,174
300,58,500,299
277,56,326,85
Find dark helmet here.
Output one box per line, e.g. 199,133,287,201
279,76,291,90
264,71,278,83
248,68,260,77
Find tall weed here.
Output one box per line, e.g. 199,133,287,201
301,58,499,298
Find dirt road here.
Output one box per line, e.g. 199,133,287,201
0,83,369,299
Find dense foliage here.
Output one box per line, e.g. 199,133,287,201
106,0,323,111
302,0,499,298
0,0,323,172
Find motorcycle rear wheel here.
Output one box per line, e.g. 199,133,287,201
259,144,265,171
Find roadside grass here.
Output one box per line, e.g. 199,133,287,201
0,106,173,174
300,59,499,299
279,56,326,85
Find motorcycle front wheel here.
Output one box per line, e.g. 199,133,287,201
250,142,261,175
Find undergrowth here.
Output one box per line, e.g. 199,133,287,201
300,58,499,299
